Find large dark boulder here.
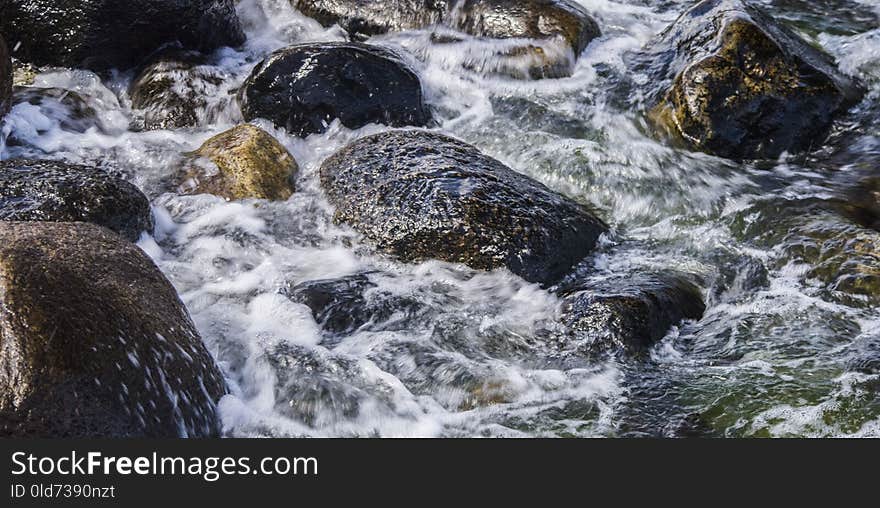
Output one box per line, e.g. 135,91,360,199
0,159,154,242
320,130,607,286
559,273,706,356
291,0,448,40
239,42,432,137
451,0,600,56
0,0,246,71
0,36,11,118
640,0,864,160
0,222,227,437
129,51,227,131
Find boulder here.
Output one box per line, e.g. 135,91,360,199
179,124,298,201
129,51,228,131
0,159,153,242
0,221,227,437
320,130,607,286
291,0,600,57
641,0,864,160
291,0,448,40
0,36,11,118
559,273,706,356
451,0,601,56
239,42,432,137
282,274,421,335
0,0,246,71
291,0,600,79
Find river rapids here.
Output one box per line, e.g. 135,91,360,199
1,0,879,437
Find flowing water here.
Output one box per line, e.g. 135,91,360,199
1,0,879,437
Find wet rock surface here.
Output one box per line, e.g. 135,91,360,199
179,124,298,201
239,42,432,136
320,130,608,286
452,0,601,56
0,0,246,71
558,273,706,356
0,36,11,118
291,0,448,40
640,0,864,160
0,159,154,241
129,51,228,131
0,222,227,437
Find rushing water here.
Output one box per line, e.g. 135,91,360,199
2,0,879,437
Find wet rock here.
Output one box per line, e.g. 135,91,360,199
282,274,421,335
640,0,864,160
291,0,448,40
0,159,153,242
10,87,102,134
179,124,298,201
452,0,601,57
0,0,246,71
129,51,228,131
0,36,11,118
239,42,431,137
559,273,706,356
320,130,607,286
0,221,227,437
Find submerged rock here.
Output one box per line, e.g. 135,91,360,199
640,0,864,160
129,51,227,131
10,87,103,134
179,124,298,201
559,273,706,356
0,222,227,437
0,0,246,71
729,197,880,308
842,176,880,232
320,130,607,286
263,343,395,428
291,0,448,40
0,159,153,242
282,274,422,335
452,0,601,56
0,36,10,118
239,42,432,137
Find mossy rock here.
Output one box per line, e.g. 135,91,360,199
0,159,154,242
640,0,864,160
181,124,298,201
0,221,227,437
320,130,607,286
